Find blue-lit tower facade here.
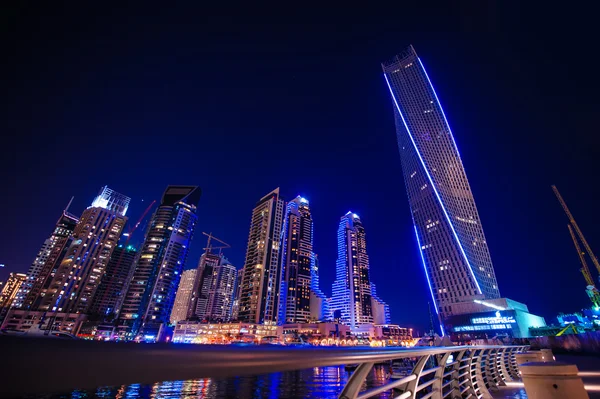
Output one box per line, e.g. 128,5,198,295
382,46,500,330
331,212,376,330
310,254,330,321
118,186,200,340
279,196,313,324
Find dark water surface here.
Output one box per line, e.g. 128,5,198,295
30,365,394,399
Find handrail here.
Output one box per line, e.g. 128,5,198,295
0,336,528,398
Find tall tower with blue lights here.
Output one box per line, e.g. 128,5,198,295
382,46,500,328
118,185,200,340
331,212,388,331
279,196,313,324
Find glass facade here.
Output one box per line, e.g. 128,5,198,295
237,188,285,325
331,212,389,330
279,196,313,324
118,186,200,339
382,46,500,325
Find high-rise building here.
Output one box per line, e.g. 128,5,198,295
205,257,237,321
280,196,313,324
18,205,79,310
0,272,27,321
170,268,197,325
33,186,129,314
231,270,243,321
382,46,500,324
88,244,138,317
238,188,285,325
331,212,389,331
191,251,222,319
118,186,200,340
310,254,330,322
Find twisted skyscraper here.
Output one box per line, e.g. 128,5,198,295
382,46,500,325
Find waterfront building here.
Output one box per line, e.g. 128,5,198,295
0,272,27,321
191,251,222,319
330,212,390,331
18,205,79,310
32,186,129,314
310,254,330,322
172,321,282,344
88,244,138,317
382,46,500,323
280,196,313,324
237,188,285,325
118,186,200,340
231,270,243,321
170,269,197,324
382,46,545,335
205,257,237,321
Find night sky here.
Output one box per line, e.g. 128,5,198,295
2,4,599,332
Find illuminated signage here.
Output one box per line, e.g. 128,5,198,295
472,311,516,325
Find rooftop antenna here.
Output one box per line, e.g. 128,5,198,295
65,196,74,212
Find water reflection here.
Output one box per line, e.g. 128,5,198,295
33,365,396,399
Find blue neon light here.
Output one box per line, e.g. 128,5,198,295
384,73,482,295
416,58,465,164
413,224,445,336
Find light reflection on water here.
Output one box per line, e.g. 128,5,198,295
34,365,394,399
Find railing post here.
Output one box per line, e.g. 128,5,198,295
498,347,516,382
486,348,504,389
338,362,374,399
399,354,430,398
433,351,451,399
472,349,494,399
447,349,466,398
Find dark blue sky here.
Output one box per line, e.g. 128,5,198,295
1,4,598,332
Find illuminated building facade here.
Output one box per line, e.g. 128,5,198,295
33,186,129,314
237,188,285,324
170,268,197,324
331,212,389,331
205,257,237,321
88,244,138,317
231,271,243,320
382,46,500,327
371,283,391,325
18,207,79,310
191,252,222,319
118,186,200,340
0,272,27,321
173,321,281,344
280,196,313,324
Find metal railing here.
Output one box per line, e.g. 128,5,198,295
0,336,527,398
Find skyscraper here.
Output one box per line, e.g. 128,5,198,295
190,251,222,319
237,188,285,325
118,185,200,340
88,244,138,317
33,186,129,314
280,196,313,324
231,271,243,321
170,268,197,325
382,46,500,324
18,204,79,310
0,272,27,321
205,257,237,321
331,212,374,329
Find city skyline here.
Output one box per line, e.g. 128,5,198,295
2,9,599,331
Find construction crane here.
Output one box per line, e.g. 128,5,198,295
567,224,600,310
552,185,600,274
202,232,231,255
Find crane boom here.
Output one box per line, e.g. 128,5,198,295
568,224,595,286
552,185,600,274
